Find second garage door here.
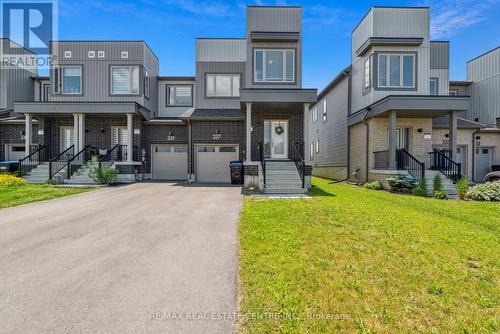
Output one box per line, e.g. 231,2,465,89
152,145,188,180
196,145,239,183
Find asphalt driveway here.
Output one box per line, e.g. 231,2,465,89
0,182,243,333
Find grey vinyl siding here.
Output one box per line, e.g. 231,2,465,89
429,69,449,96
196,39,246,62
246,7,302,89
49,41,157,109
195,62,245,109
449,84,470,96
158,79,195,117
430,42,449,69
143,44,159,115
467,48,500,127
310,76,349,167
1,65,35,109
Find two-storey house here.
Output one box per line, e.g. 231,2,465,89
5,6,316,191
309,7,475,192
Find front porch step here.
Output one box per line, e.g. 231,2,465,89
264,187,308,194
424,170,457,197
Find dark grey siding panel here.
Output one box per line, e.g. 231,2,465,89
430,42,449,69
247,7,301,33
195,62,245,109
196,39,246,62
143,46,159,115
310,76,349,167
250,110,303,161
142,124,189,173
1,64,35,109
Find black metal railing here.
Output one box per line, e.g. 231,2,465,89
259,142,266,187
373,150,389,169
66,145,92,179
98,144,121,169
49,145,74,180
292,141,305,189
18,144,47,176
428,149,462,183
397,148,425,180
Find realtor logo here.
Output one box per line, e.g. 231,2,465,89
1,0,57,55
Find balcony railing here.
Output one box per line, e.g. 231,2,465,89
373,150,389,169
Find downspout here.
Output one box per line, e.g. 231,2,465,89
471,128,480,183
187,119,193,183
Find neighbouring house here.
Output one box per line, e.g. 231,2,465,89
309,6,499,190
0,6,317,192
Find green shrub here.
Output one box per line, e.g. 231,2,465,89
386,174,417,193
364,180,383,190
412,178,428,197
434,190,448,200
0,174,26,187
466,181,500,201
433,174,443,193
456,176,469,200
89,167,117,185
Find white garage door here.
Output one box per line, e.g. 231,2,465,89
196,145,239,183
6,144,26,161
152,145,188,180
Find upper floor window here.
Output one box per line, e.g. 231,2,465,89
167,85,193,106
254,49,294,83
378,53,415,88
206,74,240,98
315,140,320,153
64,51,71,58
121,51,129,59
111,66,139,95
98,51,105,58
322,99,327,122
429,78,438,95
55,66,82,94
88,51,95,58
311,106,318,123
364,58,370,91
449,89,458,96
144,68,150,98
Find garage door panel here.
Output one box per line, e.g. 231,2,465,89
196,145,239,183
152,145,188,180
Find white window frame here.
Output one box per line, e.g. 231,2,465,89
61,66,82,95
64,51,72,58
311,106,318,123
315,140,319,153
98,51,105,58
323,99,327,122
110,65,140,95
88,51,95,58
167,84,193,107
310,142,314,160
254,49,295,83
429,77,438,95
144,67,150,99
377,53,415,88
364,57,371,91
449,89,458,96
205,73,240,98
121,51,129,59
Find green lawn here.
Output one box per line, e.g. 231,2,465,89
238,177,499,333
0,184,95,209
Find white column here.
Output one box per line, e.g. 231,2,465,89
78,114,85,153
449,111,458,161
24,113,32,157
388,110,397,169
303,103,310,163
245,103,252,163
73,113,79,153
127,113,133,162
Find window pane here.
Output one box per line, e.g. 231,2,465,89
156,146,171,153
265,50,284,81
285,50,294,81
232,75,240,97
198,146,215,152
219,146,237,153
112,66,139,94
63,67,81,94
216,75,231,96
403,55,414,87
169,86,192,105
174,146,188,153
364,59,370,89
378,55,387,86
264,121,271,158
206,75,215,96
429,79,437,95
131,67,139,94
389,55,400,86
255,51,263,81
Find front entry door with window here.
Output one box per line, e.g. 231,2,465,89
112,127,129,160
60,127,75,152
264,120,288,159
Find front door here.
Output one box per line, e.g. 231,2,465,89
112,127,128,160
60,127,75,152
270,121,288,159
475,147,493,181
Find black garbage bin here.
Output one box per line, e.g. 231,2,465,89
229,160,243,185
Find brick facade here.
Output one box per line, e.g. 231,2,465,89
249,110,304,161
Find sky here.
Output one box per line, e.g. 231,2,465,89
52,0,500,91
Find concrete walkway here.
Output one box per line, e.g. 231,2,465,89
0,182,242,333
